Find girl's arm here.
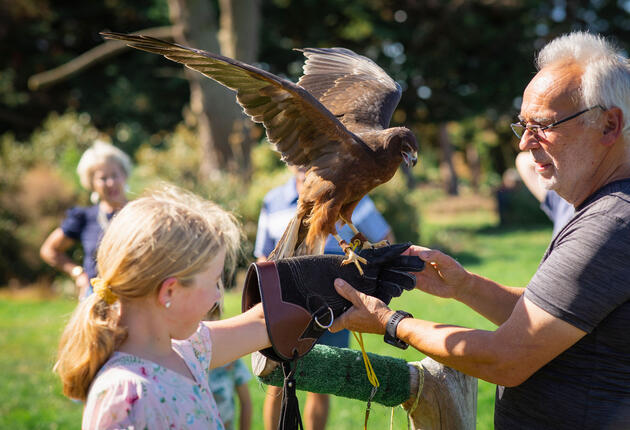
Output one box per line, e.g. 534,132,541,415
204,304,270,368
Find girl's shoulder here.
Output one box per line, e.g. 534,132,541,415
173,323,213,375
83,355,158,429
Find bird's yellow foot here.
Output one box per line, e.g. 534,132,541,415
341,248,368,276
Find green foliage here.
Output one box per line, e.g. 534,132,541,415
370,172,422,243
0,111,105,282
496,183,551,227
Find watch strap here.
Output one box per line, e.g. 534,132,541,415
384,310,413,349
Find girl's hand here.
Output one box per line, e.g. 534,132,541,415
404,246,472,301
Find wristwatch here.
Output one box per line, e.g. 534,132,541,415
70,266,84,279
384,310,413,349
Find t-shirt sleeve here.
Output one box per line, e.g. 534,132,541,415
233,358,252,386
525,212,630,332
254,203,274,258
353,197,390,242
60,206,86,240
83,376,164,430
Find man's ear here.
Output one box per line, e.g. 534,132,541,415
158,277,178,308
601,107,623,146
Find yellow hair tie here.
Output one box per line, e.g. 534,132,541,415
92,277,118,305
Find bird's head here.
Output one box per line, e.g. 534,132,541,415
387,128,418,168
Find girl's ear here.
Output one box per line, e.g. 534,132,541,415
158,277,178,309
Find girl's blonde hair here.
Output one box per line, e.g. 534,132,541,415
55,184,242,400
77,140,133,191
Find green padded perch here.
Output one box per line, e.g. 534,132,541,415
256,344,412,407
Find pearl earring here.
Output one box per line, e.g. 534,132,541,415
165,301,171,309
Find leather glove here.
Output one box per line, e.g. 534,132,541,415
242,242,424,362
359,242,424,303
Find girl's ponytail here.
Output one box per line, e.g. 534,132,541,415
54,293,126,401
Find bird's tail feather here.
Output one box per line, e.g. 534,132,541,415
295,235,325,256
268,214,301,261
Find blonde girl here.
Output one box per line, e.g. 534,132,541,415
55,184,269,429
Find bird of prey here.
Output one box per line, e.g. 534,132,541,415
101,32,418,274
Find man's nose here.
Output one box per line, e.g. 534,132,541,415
518,129,541,151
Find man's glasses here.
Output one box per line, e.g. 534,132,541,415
511,105,605,139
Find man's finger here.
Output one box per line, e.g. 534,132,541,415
333,278,367,306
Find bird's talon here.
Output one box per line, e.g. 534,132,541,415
341,249,367,276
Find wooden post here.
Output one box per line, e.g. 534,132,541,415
403,358,477,430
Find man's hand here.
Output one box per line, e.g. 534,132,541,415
403,246,473,301
329,278,395,334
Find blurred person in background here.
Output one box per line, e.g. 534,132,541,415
40,140,132,299
516,151,575,236
254,165,394,430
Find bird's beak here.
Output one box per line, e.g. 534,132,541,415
402,150,418,168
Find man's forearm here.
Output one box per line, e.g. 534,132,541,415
457,273,524,326
396,317,518,386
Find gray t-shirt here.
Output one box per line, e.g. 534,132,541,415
495,179,630,430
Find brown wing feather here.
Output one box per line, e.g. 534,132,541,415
100,32,372,167
296,48,402,133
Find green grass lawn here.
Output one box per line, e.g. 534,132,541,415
0,193,552,429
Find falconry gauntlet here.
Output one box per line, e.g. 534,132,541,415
242,243,424,362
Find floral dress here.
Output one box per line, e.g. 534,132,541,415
83,323,224,430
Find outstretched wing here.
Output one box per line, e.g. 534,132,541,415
296,48,402,134
100,32,373,167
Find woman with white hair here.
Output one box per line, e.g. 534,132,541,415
41,140,132,299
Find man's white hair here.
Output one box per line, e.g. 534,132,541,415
536,31,630,140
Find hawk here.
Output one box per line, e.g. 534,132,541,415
101,32,418,274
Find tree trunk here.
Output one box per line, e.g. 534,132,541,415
168,0,260,179
465,143,481,191
438,122,459,195
217,0,260,177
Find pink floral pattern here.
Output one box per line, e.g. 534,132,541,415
83,324,224,430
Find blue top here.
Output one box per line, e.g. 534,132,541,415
540,191,575,237
61,205,115,295
254,177,391,258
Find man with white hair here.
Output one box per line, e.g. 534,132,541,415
330,32,630,429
